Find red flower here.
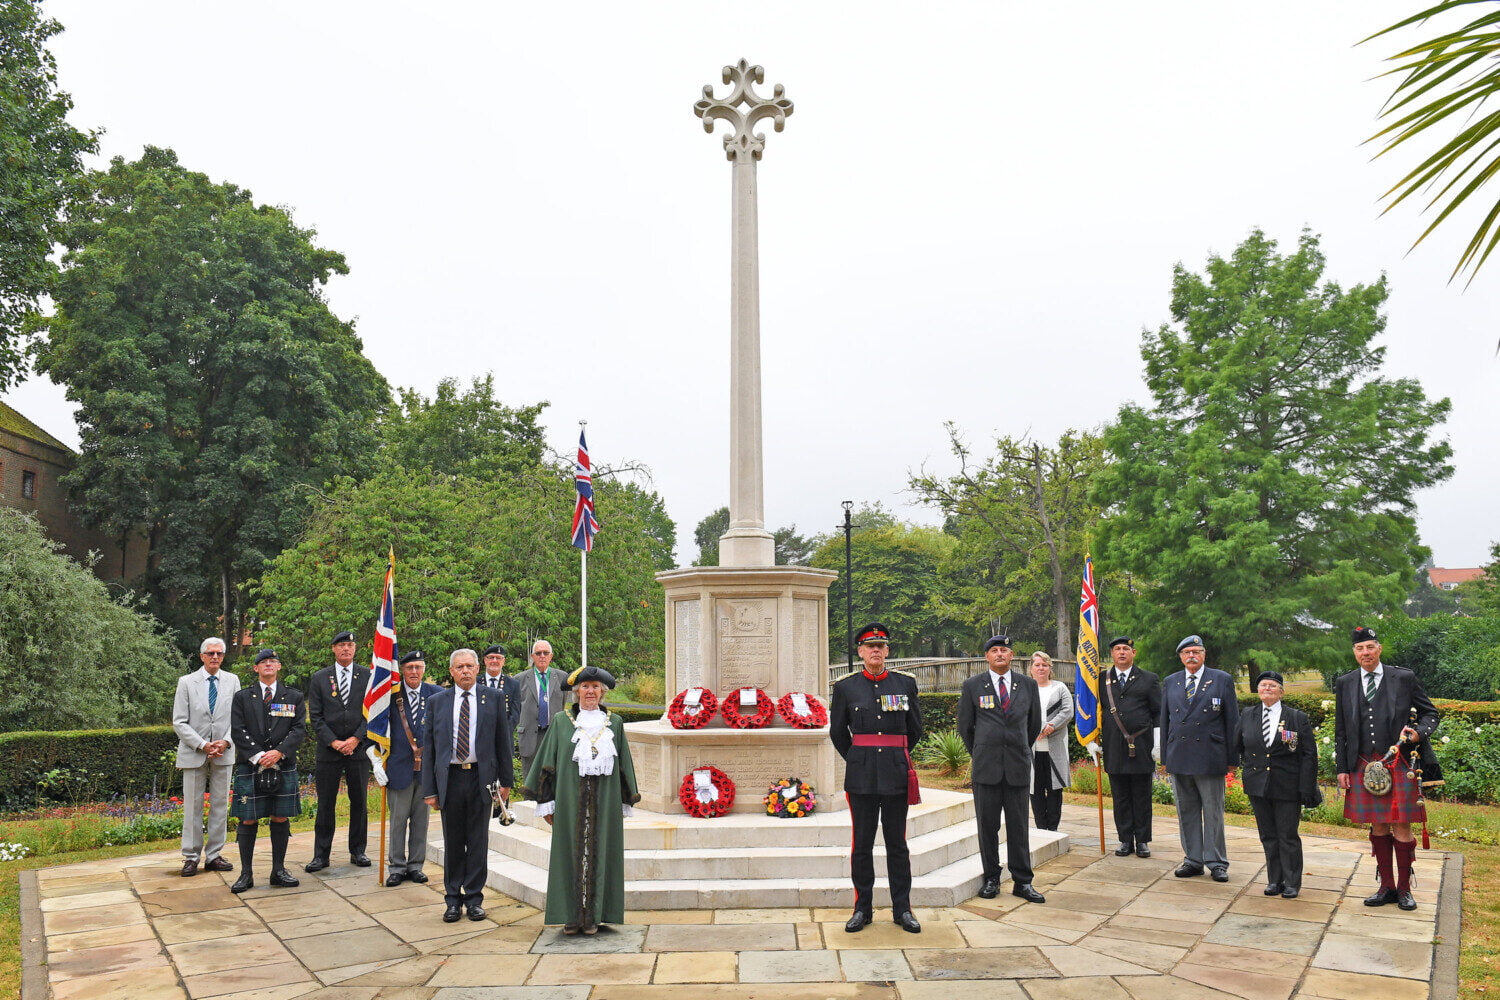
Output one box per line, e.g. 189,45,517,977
775,692,828,729
667,688,719,730
679,765,736,818
719,687,774,729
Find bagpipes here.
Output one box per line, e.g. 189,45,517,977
1362,708,1443,848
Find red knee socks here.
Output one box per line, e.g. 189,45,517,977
1370,832,1395,890
1393,837,1416,893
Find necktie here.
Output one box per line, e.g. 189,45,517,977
998,676,1010,713
1185,673,1198,701
338,669,349,702
208,675,218,715
537,675,549,728
1365,672,1377,702
263,684,273,705
1263,707,1274,748
456,691,471,761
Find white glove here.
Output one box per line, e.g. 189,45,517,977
366,746,389,787
1151,727,1162,763
1086,743,1102,764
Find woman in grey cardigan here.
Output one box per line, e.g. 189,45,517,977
1029,652,1073,831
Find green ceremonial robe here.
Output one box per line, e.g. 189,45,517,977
523,704,641,927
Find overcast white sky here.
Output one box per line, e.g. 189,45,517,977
6,1,1497,568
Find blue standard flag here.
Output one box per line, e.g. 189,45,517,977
1074,555,1101,748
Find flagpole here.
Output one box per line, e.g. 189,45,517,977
579,420,589,670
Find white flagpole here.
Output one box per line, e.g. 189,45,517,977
580,419,589,670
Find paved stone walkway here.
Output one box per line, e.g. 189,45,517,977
20,803,1460,1000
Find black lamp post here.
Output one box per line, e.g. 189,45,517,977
841,501,856,671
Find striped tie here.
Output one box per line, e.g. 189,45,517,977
1365,672,1376,702
998,676,1010,713
338,669,349,702
1185,673,1198,702
456,691,471,761
1263,708,1274,748
208,675,218,715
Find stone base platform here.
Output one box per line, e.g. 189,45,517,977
458,787,1069,911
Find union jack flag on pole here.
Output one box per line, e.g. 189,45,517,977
1074,555,1102,747
571,429,600,551
362,548,397,764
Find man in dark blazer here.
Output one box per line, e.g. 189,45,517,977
515,639,569,779
1335,625,1440,911
829,622,924,934
958,635,1045,904
382,650,444,886
306,630,373,872
228,650,306,893
422,647,514,922
1234,670,1318,898
1094,636,1162,857
479,644,522,731
1160,634,1239,881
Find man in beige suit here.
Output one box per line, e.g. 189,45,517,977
173,637,241,876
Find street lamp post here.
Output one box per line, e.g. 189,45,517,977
841,501,856,671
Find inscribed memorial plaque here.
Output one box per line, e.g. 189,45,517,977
717,599,775,690
674,599,702,688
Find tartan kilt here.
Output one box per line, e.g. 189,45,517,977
1344,755,1425,825
230,763,301,821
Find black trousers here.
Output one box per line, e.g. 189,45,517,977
313,754,369,859
1030,752,1063,831
1109,771,1153,848
1249,793,1303,888
441,766,489,905
973,780,1033,883
848,792,910,914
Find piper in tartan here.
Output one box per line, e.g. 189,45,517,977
228,650,306,893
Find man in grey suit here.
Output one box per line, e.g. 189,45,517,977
515,639,569,779
956,635,1046,904
422,648,514,922
1160,635,1239,881
172,637,241,877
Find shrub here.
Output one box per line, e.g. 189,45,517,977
1319,614,1500,701
1432,722,1500,804
913,729,970,777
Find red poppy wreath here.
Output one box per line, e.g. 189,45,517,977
667,687,719,730
776,692,828,729
679,765,736,818
719,687,775,729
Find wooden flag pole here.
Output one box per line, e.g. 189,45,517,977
1096,759,1105,855
378,786,387,883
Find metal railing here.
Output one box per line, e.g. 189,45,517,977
827,656,1078,693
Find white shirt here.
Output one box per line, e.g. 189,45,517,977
337,665,353,699
1114,668,1131,687
250,684,278,763
1362,663,1385,692
1261,700,1283,747
450,686,478,764
988,670,1009,702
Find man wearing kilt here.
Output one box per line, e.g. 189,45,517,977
228,650,307,893
1335,626,1440,911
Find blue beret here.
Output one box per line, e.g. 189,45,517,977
1176,635,1204,653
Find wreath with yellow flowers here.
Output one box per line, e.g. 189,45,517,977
764,776,817,818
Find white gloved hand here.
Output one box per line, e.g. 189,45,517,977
1086,743,1102,764
1150,745,1161,764
1151,727,1162,764
366,746,389,787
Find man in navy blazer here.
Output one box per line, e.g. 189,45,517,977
1160,635,1239,881
381,650,444,886
306,631,373,871
422,648,514,922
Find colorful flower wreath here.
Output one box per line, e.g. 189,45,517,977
678,764,735,818
764,776,817,818
719,687,775,729
775,692,828,729
667,687,719,730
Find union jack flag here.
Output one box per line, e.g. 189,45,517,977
1074,555,1102,746
362,548,397,763
571,429,600,551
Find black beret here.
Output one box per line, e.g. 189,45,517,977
1352,626,1378,644
482,645,506,657
1176,635,1205,653
1108,636,1134,649
1254,670,1284,688
254,649,280,665
983,635,1012,652
856,623,891,645
398,650,425,665
562,665,616,690
331,631,355,645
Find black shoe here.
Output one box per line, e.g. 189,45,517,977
230,872,255,894
1114,844,1134,857
1012,883,1046,904
1281,887,1300,899
351,854,371,867
580,920,598,935
203,856,234,873
180,859,199,877
562,923,580,935
894,910,922,933
269,869,300,888
844,910,871,933
1210,867,1229,883
467,904,487,921
977,877,1000,899
1364,887,1399,907
1174,864,1204,878
1397,890,1417,911
443,904,462,923
1136,846,1151,858
1264,882,1285,896
408,871,429,884
385,872,406,887
304,857,329,873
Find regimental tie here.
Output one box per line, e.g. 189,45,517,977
538,676,550,728
1263,707,1274,748
1185,673,1198,702
208,674,218,716
456,690,471,761
998,675,1011,713
263,684,273,706
338,669,349,702
1365,672,1377,702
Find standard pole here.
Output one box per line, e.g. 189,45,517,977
378,786,388,882
1095,760,1105,856
581,548,588,669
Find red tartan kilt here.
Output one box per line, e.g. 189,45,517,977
1344,755,1425,825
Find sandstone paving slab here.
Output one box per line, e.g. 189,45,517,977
1225,895,1334,923
347,883,446,914
622,909,712,924
1296,875,1351,892
295,987,379,999
143,884,246,917
410,929,499,954
590,985,896,1000
739,948,842,982
247,888,361,922
326,870,445,898
233,877,326,899
1038,889,1131,914
1019,976,1134,1000
1173,963,1297,1000
1118,976,1243,1000
1073,936,1186,973
182,960,314,1000
895,978,1027,1000
1295,968,1432,1000
839,948,914,981
1149,877,1244,900
282,925,416,971
374,903,491,942
314,958,407,985
429,925,540,954
465,899,540,926
425,954,540,987
955,920,1073,949
529,952,657,985
531,923,648,954
41,870,130,891
1037,944,1158,977
1326,909,1436,940
431,988,589,1000
644,921,793,953
169,931,295,975
1099,914,1206,941
339,955,447,986
715,906,813,923
1272,886,1341,904
155,906,267,944
1182,942,1309,980
1089,922,1201,950
1311,931,1434,981
796,921,823,949
360,989,434,1000
954,893,1026,916
1047,878,1145,901
652,950,738,983
46,919,158,951
49,964,185,1000
192,985,322,1000
40,875,134,898
269,906,378,938
1118,893,1230,924
1078,863,1171,887
905,946,1056,980
1202,914,1319,956
46,937,169,980
821,919,967,950
1000,904,1108,934
43,900,148,934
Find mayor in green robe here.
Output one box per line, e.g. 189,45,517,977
522,664,641,934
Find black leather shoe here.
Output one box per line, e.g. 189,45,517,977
844,910,871,933
304,857,329,873
1136,846,1151,858
203,856,234,872
1281,887,1300,899
443,904,462,923
1114,845,1134,857
1174,864,1204,878
562,923,581,935
1264,882,1284,896
180,859,199,877
408,871,429,884
1365,887,1399,907
269,869,300,888
894,910,922,933
977,877,1000,899
1210,867,1230,883
1012,883,1046,904
230,872,254,894
1397,890,1417,911
467,904,487,921
351,854,371,867
385,872,406,887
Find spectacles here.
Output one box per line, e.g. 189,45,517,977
203,651,225,657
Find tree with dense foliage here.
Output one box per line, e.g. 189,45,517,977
1094,229,1452,674
691,505,812,567
379,375,547,482
0,0,96,390
1455,542,1500,617
912,425,1106,658
0,508,179,731
34,147,390,651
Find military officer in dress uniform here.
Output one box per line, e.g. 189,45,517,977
829,623,924,934
1160,635,1239,881
1092,636,1162,857
1233,671,1319,898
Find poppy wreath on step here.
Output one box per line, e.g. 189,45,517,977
678,765,735,818
775,692,828,729
719,687,775,729
667,687,719,729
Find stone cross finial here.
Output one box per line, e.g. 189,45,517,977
694,59,794,161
